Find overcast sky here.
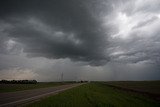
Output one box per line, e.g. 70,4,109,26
0,0,160,81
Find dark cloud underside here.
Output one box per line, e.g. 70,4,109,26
0,0,109,65
0,0,160,81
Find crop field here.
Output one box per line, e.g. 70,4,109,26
0,82,73,93
25,82,160,107
105,81,160,94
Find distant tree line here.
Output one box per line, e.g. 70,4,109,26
0,80,37,84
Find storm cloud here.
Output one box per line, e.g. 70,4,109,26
0,0,160,81
0,0,110,66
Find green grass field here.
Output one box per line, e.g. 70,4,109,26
25,83,160,107
0,82,72,93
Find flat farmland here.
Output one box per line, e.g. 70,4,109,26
105,81,160,95
25,82,160,107
0,82,73,93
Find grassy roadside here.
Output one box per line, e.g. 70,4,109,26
0,82,72,93
25,83,160,107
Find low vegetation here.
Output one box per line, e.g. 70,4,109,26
0,81,73,93
0,80,37,84
25,83,160,107
105,81,160,94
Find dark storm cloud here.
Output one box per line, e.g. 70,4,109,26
0,0,109,66
0,0,160,81
108,30,160,65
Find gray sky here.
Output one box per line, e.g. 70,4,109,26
0,0,160,81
